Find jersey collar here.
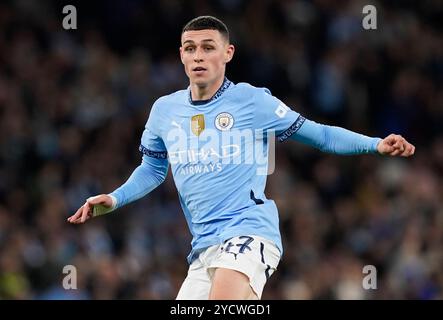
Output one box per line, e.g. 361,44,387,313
188,77,232,105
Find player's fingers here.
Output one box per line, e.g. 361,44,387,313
393,136,406,149
70,216,84,224
393,141,405,151
387,134,399,144
71,216,82,224
68,206,84,223
384,145,396,154
379,141,395,154
390,149,401,156
400,148,410,157
401,143,415,157
80,202,91,223
70,207,87,223
379,135,402,154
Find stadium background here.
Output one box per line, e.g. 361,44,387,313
0,0,442,299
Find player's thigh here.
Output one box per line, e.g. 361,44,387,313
176,259,211,300
208,235,281,299
209,267,258,300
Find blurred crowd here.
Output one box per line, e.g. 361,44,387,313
0,0,442,299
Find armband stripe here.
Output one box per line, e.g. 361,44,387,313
139,144,168,159
277,116,306,142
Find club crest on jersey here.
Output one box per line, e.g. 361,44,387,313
215,112,234,131
191,114,205,136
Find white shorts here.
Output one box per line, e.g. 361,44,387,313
176,235,281,300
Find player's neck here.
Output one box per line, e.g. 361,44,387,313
190,77,225,101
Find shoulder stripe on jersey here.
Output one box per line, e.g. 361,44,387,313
277,115,306,142
139,144,167,159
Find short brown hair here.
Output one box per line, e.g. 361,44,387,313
182,16,229,42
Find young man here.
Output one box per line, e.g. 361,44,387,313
68,16,415,300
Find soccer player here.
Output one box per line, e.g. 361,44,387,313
67,16,415,300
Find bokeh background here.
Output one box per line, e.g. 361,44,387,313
0,0,442,299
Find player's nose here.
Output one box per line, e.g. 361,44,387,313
193,48,204,62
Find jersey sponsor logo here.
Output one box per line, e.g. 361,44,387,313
166,127,276,175
215,112,234,131
169,145,240,164
275,102,290,118
191,114,205,136
179,163,222,175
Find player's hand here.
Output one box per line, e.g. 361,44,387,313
67,194,113,224
377,134,415,157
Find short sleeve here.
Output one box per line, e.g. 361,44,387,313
139,101,168,159
252,88,306,141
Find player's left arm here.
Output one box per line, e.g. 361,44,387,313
290,119,415,157
252,87,415,157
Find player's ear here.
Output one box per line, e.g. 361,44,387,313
179,47,185,64
225,44,235,64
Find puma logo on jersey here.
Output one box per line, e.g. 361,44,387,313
171,120,184,129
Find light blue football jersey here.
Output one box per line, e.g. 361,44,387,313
111,78,381,263
142,78,299,262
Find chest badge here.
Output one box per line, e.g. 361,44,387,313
191,114,205,136
215,112,234,131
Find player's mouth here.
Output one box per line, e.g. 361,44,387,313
192,67,207,75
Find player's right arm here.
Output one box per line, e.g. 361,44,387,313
68,100,169,224
67,155,168,224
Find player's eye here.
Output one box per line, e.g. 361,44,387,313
184,46,195,52
203,46,214,51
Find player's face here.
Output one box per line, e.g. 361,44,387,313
180,29,234,87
